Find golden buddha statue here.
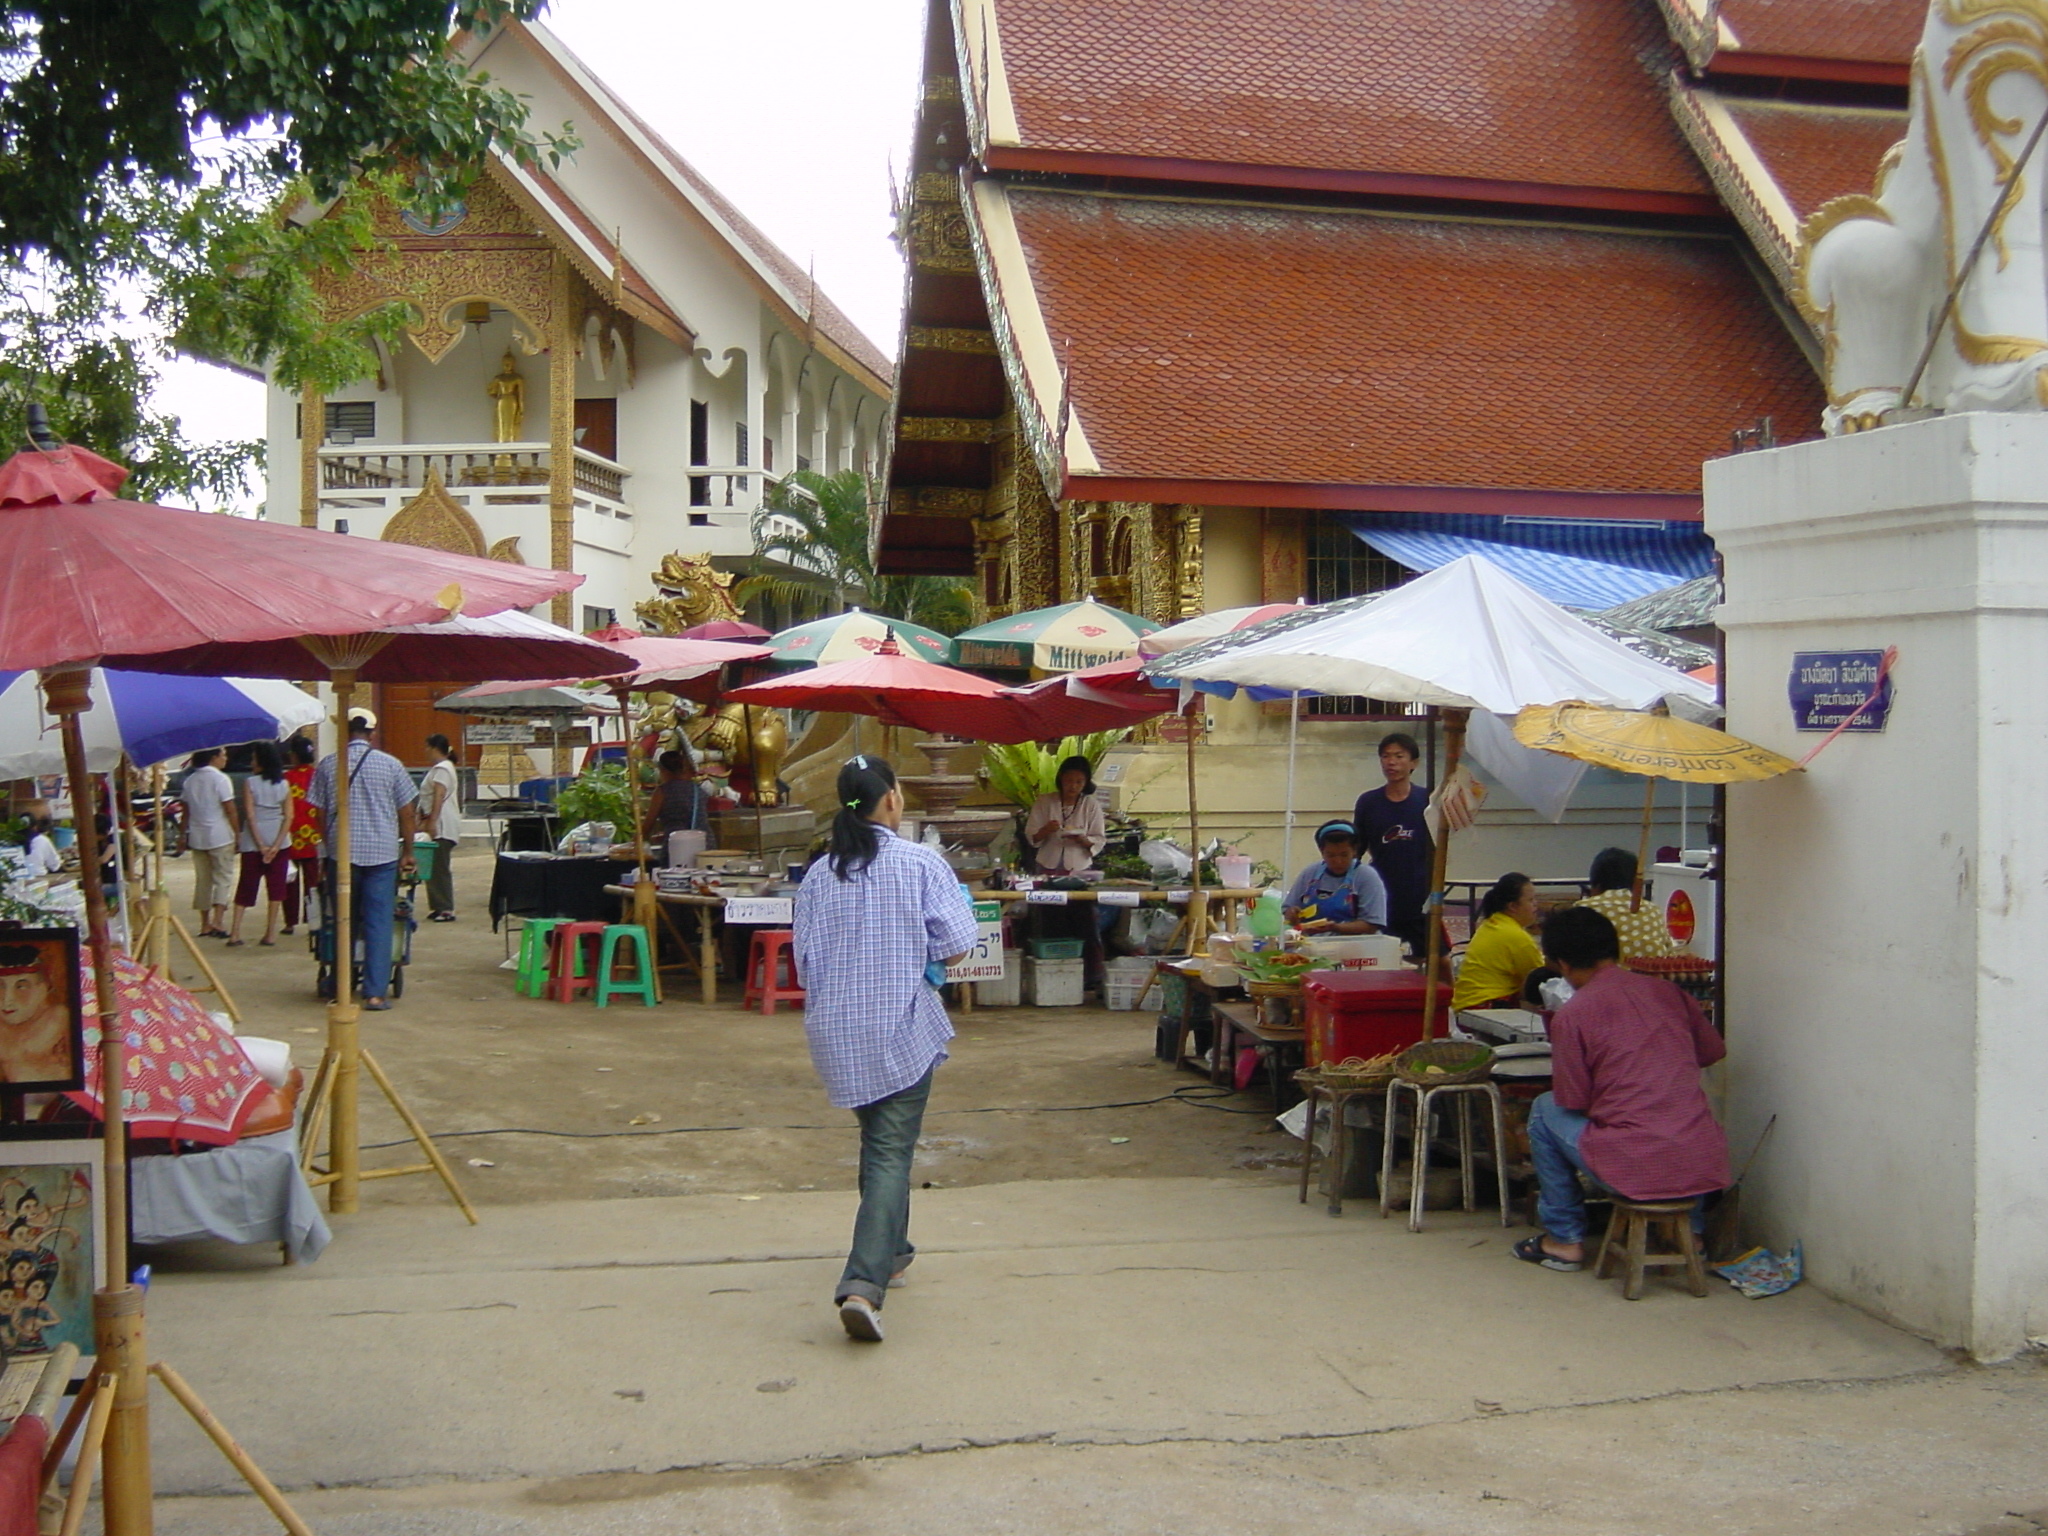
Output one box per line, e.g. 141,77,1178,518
487,350,526,443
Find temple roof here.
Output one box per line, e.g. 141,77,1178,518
970,0,1718,211
984,187,1822,511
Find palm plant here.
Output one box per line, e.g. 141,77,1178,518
738,469,974,635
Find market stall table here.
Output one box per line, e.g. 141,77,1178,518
1211,999,1304,1106
131,1128,331,1264
605,885,797,1005
490,851,622,928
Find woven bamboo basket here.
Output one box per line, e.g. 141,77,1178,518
1394,1039,1495,1086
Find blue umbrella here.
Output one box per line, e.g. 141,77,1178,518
0,669,325,777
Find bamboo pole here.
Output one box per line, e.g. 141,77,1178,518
1632,775,1657,912
742,702,769,858
55,1374,117,1536
1418,707,1468,1041
42,669,153,1535
150,1363,316,1536
326,671,362,1214
1283,693,1301,883
1183,700,1207,950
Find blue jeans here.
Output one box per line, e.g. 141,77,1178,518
1529,1092,1708,1247
353,861,399,1001
1528,1092,1595,1245
837,1064,936,1307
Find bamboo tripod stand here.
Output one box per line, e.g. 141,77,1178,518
133,767,240,1023
292,657,476,1223
41,667,317,1536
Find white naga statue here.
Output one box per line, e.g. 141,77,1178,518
1800,0,2048,432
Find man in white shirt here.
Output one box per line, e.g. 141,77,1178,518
179,748,239,938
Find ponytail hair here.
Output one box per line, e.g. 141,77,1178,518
828,755,898,880
1480,871,1533,920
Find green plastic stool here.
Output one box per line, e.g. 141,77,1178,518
516,918,568,998
594,924,658,1008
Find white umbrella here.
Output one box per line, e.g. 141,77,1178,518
1148,556,1714,1034
0,669,323,777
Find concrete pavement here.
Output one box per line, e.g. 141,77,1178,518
136,1175,1952,1510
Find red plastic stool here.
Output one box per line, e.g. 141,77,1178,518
743,929,806,1015
547,922,608,1003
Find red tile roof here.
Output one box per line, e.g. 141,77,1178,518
989,0,1713,199
1720,99,1903,223
1004,190,1821,498
1716,0,1922,66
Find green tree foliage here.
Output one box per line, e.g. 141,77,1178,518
0,0,574,263
980,732,1128,810
740,468,975,636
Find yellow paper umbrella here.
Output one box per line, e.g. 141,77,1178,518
1511,702,1799,783
1513,701,1800,912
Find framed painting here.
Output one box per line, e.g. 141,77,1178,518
0,929,83,1094
0,1138,105,1378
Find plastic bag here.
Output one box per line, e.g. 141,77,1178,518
1539,976,1576,1011
555,820,615,854
1139,838,1192,879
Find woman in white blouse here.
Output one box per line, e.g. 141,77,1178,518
1023,756,1106,876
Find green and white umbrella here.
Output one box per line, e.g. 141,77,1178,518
763,608,955,668
954,598,1160,672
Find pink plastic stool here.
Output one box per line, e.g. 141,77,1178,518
547,922,608,1004
743,929,806,1015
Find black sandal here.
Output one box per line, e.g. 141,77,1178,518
1512,1234,1584,1273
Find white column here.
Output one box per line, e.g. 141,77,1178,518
1707,411,2048,1359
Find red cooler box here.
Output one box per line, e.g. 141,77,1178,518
1302,969,1451,1067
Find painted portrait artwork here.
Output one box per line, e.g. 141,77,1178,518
0,931,83,1094
0,1143,103,1369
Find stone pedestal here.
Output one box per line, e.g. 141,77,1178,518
1707,412,2048,1358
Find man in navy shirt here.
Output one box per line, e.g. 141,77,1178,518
1352,732,1433,954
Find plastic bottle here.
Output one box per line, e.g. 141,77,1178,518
1246,889,1285,938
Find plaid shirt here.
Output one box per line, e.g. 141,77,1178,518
793,828,979,1109
308,740,419,867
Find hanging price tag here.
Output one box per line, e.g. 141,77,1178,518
1165,890,1192,905
1026,889,1069,906
1097,888,1142,907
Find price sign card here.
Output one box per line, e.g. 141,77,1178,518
946,900,1008,982
1026,889,1070,905
723,897,794,925
1097,888,1142,907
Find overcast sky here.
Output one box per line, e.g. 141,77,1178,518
154,0,928,456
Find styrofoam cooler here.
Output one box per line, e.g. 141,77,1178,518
1023,957,1085,1007
1103,957,1153,1011
1301,969,1452,1067
668,829,708,868
975,949,1023,1007
1298,933,1405,968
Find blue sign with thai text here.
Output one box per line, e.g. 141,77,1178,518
1789,650,1892,732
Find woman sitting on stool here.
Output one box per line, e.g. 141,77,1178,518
1453,871,1545,1011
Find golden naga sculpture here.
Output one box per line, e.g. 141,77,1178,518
632,552,786,805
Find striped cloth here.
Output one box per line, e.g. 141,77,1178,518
1341,513,1713,609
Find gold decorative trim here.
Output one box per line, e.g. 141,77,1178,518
912,173,961,203
889,485,985,515
381,469,486,557
923,74,962,103
488,536,526,564
898,416,995,443
906,326,997,354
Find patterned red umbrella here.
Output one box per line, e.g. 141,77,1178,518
72,954,265,1146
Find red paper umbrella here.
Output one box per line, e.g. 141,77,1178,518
998,657,1179,737
677,619,771,642
0,446,579,672
725,634,1016,734
73,954,266,1146
458,623,769,704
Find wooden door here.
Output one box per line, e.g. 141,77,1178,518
375,682,461,768
574,398,618,461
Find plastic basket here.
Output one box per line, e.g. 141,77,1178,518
1104,973,1149,1011
409,839,439,885
1029,937,1086,959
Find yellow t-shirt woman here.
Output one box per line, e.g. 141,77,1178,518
1453,876,1546,1010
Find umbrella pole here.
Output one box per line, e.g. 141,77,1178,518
1632,776,1656,912
42,669,152,1535
1283,693,1301,884
1419,707,1467,1041
146,764,170,975
327,671,362,1214
621,686,662,1003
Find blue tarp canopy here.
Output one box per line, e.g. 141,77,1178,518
1339,513,1714,609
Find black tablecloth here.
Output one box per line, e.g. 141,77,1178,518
489,854,622,929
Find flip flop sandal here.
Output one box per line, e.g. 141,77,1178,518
223,939,245,947
1512,1234,1584,1273
362,998,394,1012
259,938,276,947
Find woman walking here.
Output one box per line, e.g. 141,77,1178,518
793,756,978,1344
229,739,292,946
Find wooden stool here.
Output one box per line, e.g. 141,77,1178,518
546,922,608,1004
743,929,806,1015
1294,1071,1384,1217
594,925,658,1009
1595,1198,1710,1299
1379,1077,1513,1232
515,918,566,998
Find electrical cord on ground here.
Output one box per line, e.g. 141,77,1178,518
356,1083,1273,1151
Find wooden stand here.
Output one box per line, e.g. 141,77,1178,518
133,893,240,1024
